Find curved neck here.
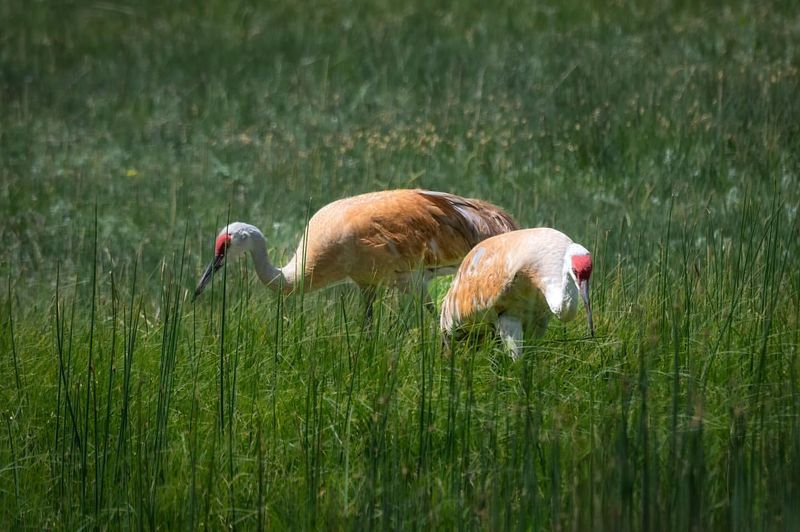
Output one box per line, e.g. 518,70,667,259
544,259,577,318
250,236,295,294
556,269,579,319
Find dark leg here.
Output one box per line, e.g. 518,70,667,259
440,331,453,358
360,285,377,327
423,288,436,315
397,272,437,316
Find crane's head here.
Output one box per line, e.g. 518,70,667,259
193,222,261,300
566,244,594,337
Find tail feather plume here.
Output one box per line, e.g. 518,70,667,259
419,190,519,246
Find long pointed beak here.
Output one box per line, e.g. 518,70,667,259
193,254,224,300
579,279,594,337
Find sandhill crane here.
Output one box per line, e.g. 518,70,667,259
193,189,518,319
440,228,593,359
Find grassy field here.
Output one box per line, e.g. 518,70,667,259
2,0,800,529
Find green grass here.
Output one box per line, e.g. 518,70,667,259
2,0,800,529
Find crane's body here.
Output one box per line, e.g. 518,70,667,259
440,228,594,358
194,189,518,317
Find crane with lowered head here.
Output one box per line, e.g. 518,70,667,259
440,227,594,358
193,189,518,320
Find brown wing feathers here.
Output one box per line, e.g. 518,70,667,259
417,191,519,245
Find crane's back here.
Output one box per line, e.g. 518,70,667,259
285,189,518,289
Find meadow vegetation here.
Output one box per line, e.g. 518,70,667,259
1,0,799,529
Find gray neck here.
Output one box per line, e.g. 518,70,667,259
544,253,579,319
556,263,580,321
250,236,294,294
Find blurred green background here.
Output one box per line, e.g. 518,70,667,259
3,0,797,292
